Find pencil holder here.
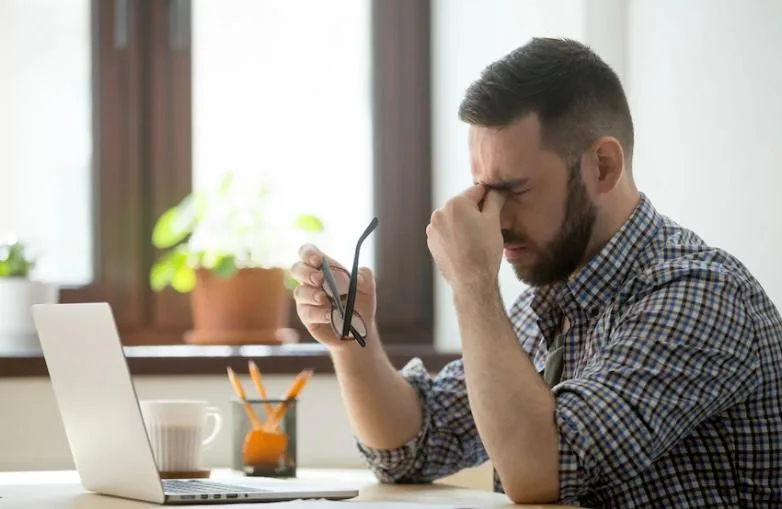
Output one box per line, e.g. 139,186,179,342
231,398,297,478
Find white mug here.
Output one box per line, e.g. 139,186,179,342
139,399,222,473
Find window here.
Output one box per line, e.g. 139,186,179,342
0,0,93,286
40,0,435,347
191,0,375,268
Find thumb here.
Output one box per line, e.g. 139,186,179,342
481,189,506,217
358,267,375,291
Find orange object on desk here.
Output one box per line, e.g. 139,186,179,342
227,365,314,470
242,428,289,467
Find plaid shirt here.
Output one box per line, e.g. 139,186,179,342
356,193,782,507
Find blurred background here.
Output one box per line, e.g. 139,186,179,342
2,0,781,350
1,0,780,478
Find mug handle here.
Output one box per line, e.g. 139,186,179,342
202,407,223,448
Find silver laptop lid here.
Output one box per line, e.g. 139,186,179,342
32,302,165,504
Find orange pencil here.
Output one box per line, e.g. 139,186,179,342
264,369,313,431
226,367,264,430
248,361,277,424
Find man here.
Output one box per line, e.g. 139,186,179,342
291,38,782,507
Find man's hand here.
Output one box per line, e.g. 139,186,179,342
426,185,506,291
291,244,377,350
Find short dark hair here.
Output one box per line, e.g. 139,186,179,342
459,37,634,165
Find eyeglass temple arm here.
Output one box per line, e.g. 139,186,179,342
349,325,366,347
322,257,366,346
341,217,379,339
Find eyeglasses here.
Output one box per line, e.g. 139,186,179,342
320,217,378,348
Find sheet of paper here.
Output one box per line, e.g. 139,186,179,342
178,501,478,509
288,503,474,509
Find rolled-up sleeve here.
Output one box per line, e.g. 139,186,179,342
355,356,488,484
553,272,761,500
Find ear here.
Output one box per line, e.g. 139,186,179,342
590,136,625,194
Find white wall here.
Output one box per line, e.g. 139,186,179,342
627,0,782,307
0,375,363,471
1,373,492,489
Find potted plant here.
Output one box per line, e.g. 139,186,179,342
149,173,324,345
0,237,58,351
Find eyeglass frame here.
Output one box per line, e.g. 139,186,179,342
319,217,378,348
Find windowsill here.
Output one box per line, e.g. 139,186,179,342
0,342,461,377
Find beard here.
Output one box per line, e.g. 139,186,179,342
506,163,597,287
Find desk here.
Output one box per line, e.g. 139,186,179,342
0,469,576,509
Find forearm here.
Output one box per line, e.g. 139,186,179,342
330,324,423,450
454,284,559,503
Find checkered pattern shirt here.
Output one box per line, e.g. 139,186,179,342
356,193,782,507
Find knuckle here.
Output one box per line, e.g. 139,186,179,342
291,261,311,279
293,284,308,299
298,244,322,265
299,304,323,324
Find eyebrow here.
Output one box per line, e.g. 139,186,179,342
473,178,529,191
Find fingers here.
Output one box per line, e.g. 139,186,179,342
432,184,487,217
293,284,328,306
290,260,322,286
462,184,486,204
292,244,347,287
481,189,506,216
295,303,332,325
294,244,375,302
296,244,348,272
357,267,374,293
298,244,323,267
453,185,505,215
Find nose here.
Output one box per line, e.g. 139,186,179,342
499,202,514,231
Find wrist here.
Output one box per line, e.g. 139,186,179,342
328,320,380,355
452,275,500,304
330,325,387,377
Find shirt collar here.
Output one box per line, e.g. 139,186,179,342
533,192,662,320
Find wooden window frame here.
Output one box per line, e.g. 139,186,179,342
60,0,436,348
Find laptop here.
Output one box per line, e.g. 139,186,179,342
31,302,359,504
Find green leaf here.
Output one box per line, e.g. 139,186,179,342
284,269,299,290
218,172,235,196
152,195,198,249
294,214,324,232
171,264,196,293
212,256,239,278
150,260,173,292
149,249,180,291
149,247,191,292
0,241,34,278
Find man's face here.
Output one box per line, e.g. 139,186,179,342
469,115,597,287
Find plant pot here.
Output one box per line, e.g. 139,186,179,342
184,267,299,345
0,278,59,351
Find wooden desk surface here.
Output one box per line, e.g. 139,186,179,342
0,468,576,509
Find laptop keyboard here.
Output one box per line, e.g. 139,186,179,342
163,479,269,494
